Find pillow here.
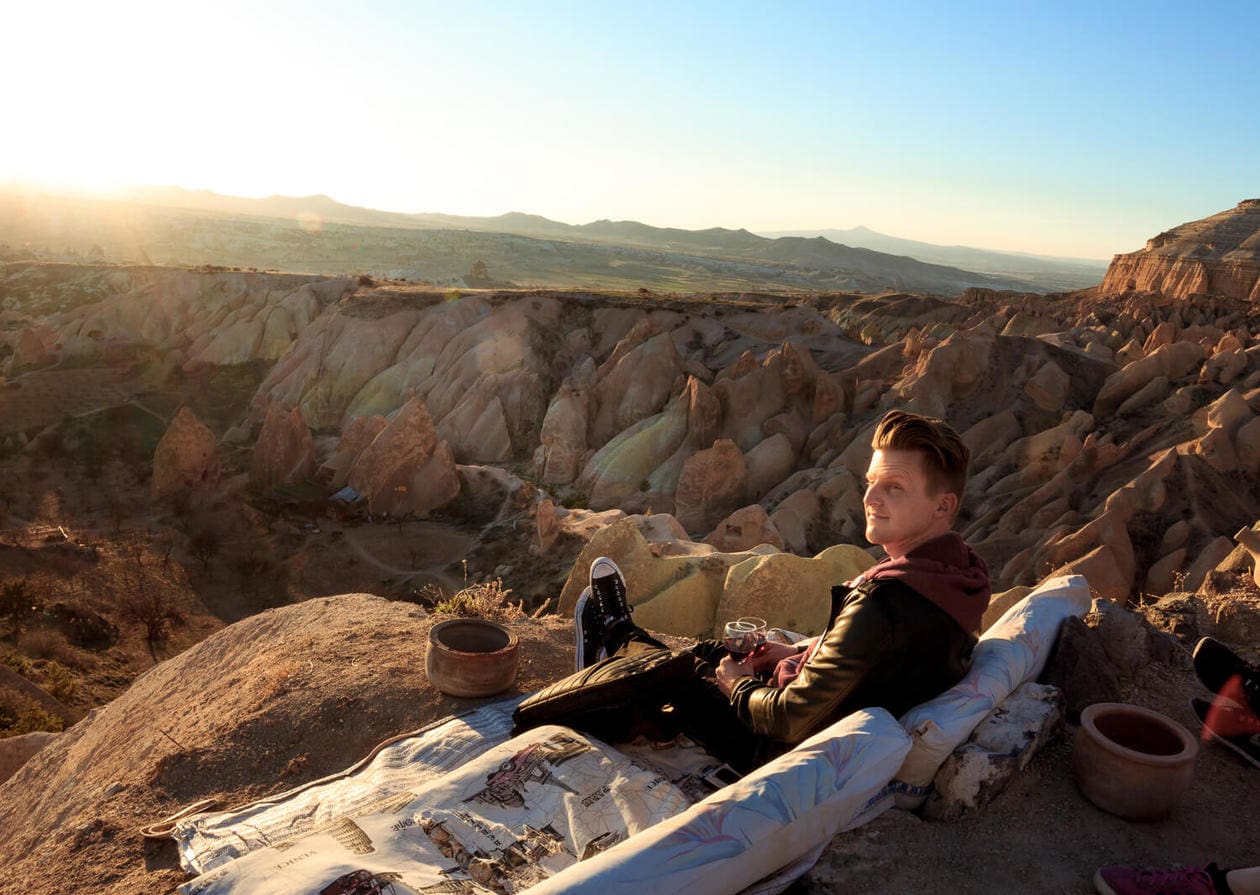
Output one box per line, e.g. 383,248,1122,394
890,574,1091,809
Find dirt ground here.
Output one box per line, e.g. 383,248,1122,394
1,594,1256,895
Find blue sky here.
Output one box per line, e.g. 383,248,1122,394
4,0,1258,258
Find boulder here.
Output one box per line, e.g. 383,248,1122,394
1186,536,1236,592
535,498,562,553
674,440,748,535
769,488,821,555
1161,519,1192,552
743,433,797,501
249,403,315,491
1145,548,1187,596
961,411,1022,468
578,395,686,511
1211,594,1260,645
896,328,996,419
555,520,872,640
1093,341,1203,415
347,397,460,516
714,544,876,637
1084,599,1152,689
1196,388,1253,436
1024,361,1070,412
1046,544,1131,603
151,407,219,502
703,505,785,553
1116,376,1170,415
1235,524,1260,589
1040,616,1123,718
1236,417,1260,476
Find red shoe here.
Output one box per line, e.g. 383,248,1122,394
1191,695,1260,769
1094,863,1224,895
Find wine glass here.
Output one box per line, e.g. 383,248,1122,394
738,617,767,658
722,619,756,660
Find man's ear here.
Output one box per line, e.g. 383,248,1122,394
935,491,958,518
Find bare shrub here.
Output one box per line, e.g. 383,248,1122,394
16,628,78,666
117,577,185,652
188,525,224,571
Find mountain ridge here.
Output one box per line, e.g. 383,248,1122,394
103,185,1085,291
3,187,1047,295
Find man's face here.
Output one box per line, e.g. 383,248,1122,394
863,448,953,556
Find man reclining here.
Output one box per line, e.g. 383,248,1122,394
519,410,991,772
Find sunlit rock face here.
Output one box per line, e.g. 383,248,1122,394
346,397,461,516
1100,199,1260,301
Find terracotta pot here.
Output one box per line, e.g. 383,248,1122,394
426,618,520,698
1072,702,1198,821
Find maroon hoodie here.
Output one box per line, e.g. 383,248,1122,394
772,532,990,689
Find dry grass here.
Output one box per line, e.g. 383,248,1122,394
15,628,78,667
421,564,541,623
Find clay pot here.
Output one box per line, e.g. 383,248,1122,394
1072,702,1198,821
426,618,520,698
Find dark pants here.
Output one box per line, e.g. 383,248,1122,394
608,623,767,773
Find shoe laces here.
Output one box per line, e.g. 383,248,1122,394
593,572,626,613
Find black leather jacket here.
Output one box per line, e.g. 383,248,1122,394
729,578,976,744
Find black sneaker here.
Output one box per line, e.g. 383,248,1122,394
574,586,607,671
1194,637,1260,714
590,556,633,633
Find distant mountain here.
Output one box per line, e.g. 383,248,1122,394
760,226,1108,292
3,186,1059,295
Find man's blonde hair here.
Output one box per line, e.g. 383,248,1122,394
870,410,970,506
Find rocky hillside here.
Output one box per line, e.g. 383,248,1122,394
1101,199,1260,301
4,261,1260,616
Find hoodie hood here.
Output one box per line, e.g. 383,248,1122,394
852,532,991,635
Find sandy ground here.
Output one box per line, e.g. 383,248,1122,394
792,659,1259,893
1,594,1256,895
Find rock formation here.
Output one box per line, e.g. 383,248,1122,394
347,397,460,516
150,407,219,502
249,402,316,491
1100,199,1260,301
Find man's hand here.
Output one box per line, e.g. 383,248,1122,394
714,656,754,697
746,640,800,674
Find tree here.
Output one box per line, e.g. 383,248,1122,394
117,572,184,655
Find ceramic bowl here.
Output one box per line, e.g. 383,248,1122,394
1072,702,1197,821
426,618,520,698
